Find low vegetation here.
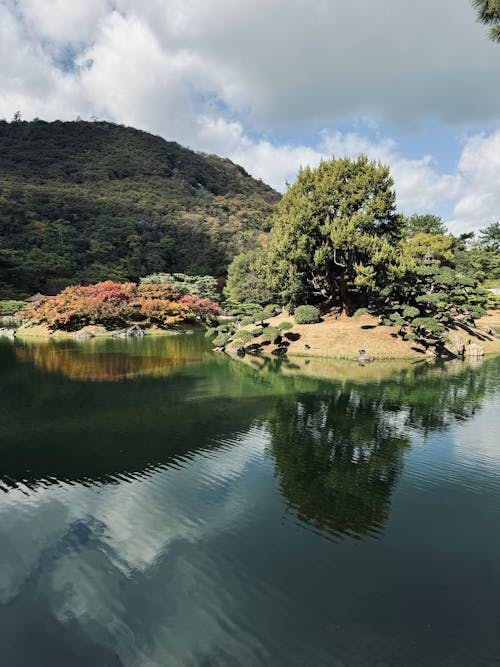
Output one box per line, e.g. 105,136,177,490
18,280,220,331
0,300,25,315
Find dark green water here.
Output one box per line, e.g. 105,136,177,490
0,335,499,667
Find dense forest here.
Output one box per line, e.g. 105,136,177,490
0,119,279,298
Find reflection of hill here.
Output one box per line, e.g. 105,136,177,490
265,356,500,539
14,336,209,382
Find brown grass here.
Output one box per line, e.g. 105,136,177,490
237,310,500,360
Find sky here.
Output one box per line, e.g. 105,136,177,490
1,0,500,234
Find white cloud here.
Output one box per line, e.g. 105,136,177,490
1,0,499,233
18,0,113,44
221,127,463,221
449,130,500,233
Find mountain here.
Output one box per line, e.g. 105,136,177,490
0,119,279,297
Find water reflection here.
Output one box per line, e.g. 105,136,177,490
265,358,500,539
1,340,500,666
267,393,407,539
14,335,211,382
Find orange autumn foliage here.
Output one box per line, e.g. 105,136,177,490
19,280,219,331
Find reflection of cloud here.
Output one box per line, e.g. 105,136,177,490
452,398,500,468
0,427,270,664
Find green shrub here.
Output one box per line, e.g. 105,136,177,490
402,306,420,319
261,326,280,343
240,303,263,314
239,316,255,326
278,321,293,331
234,330,253,344
212,333,231,347
412,317,445,334
294,305,320,324
216,322,236,334
204,327,217,339
353,307,368,317
0,300,25,315
388,312,404,327
262,303,281,318
251,327,263,336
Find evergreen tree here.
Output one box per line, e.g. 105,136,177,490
473,0,500,41
267,156,405,314
404,213,447,238
224,250,277,306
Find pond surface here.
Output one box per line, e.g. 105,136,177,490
1,335,499,667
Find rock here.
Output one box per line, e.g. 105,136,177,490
0,328,15,338
447,332,465,356
351,350,373,363
74,329,95,341
112,325,144,338
425,348,438,359
465,343,484,358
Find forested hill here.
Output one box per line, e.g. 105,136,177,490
0,119,280,297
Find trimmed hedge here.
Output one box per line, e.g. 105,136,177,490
294,305,320,324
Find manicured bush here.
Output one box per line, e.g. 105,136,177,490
234,330,253,344
402,306,420,319
261,326,280,343
353,307,368,317
204,327,217,339
239,316,255,326
294,305,320,324
212,333,231,347
251,327,263,336
278,321,293,330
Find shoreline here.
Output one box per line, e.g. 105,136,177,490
226,311,500,360
11,323,198,340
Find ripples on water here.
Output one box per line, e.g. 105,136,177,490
1,337,500,666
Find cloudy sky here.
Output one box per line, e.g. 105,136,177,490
1,0,499,232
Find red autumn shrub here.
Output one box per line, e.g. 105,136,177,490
136,283,182,301
20,280,220,331
178,295,220,321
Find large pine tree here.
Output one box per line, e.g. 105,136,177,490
473,0,500,41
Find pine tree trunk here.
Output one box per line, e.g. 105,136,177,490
339,274,353,315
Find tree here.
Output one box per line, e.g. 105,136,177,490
224,250,277,306
404,233,454,266
267,156,405,314
403,214,447,238
477,221,500,252
141,273,219,301
473,0,500,41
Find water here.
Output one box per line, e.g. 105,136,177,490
0,335,499,667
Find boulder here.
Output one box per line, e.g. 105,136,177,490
465,343,484,358
74,329,95,341
0,328,15,338
112,325,144,338
447,332,465,356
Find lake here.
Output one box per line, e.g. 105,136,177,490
1,335,499,667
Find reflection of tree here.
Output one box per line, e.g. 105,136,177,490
267,357,500,540
267,392,408,539
14,336,210,382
